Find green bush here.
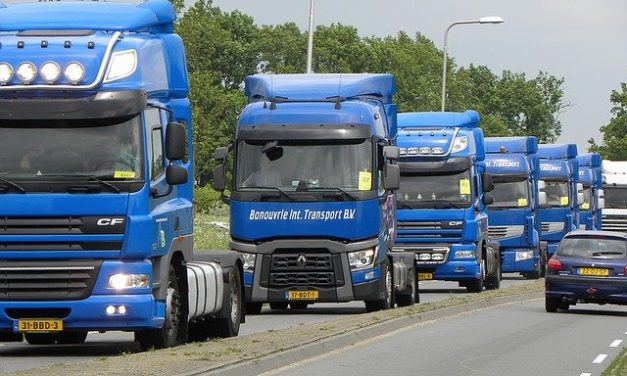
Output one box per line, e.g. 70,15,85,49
194,185,223,214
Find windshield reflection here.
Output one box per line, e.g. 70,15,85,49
489,180,530,208
397,171,472,208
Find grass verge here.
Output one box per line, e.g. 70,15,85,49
602,347,627,376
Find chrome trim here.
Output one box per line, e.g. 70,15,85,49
488,225,524,239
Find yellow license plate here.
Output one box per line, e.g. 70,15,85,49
418,273,433,280
287,290,319,300
17,319,63,333
579,268,609,277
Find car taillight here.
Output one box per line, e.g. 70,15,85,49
547,258,562,271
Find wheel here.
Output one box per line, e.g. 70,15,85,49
466,258,485,293
545,297,560,312
539,251,547,278
135,264,185,350
396,272,416,307
289,302,308,310
559,301,570,311
56,331,87,344
365,260,393,312
204,267,242,338
269,302,288,310
25,333,57,345
485,257,501,290
245,302,263,315
524,269,541,280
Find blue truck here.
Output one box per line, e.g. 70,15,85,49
484,137,547,279
212,73,417,313
537,144,583,258
576,153,603,230
0,0,244,349
392,111,500,292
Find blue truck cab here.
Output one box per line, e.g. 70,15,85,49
485,137,547,279
392,111,500,293
537,144,583,257
213,74,417,313
0,0,243,349
576,153,603,230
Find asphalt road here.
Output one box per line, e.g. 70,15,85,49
261,300,626,376
0,275,538,373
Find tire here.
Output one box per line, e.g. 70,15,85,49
396,272,416,307
135,264,185,350
269,302,288,310
25,333,57,345
485,256,501,290
204,267,242,338
289,302,308,310
539,252,547,278
466,258,485,293
545,297,560,312
57,331,88,345
245,302,263,315
559,301,570,311
365,260,393,312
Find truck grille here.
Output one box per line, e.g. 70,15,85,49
265,251,342,288
397,220,463,240
0,216,124,252
541,222,564,234
0,260,102,301
488,225,524,239
602,215,627,232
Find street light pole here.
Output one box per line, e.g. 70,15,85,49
440,16,504,112
306,0,315,73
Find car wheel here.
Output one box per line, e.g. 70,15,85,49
545,297,560,312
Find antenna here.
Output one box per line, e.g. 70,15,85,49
335,74,342,110
269,74,276,110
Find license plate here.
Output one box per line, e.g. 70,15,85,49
286,290,319,301
418,273,433,280
16,319,63,333
579,268,609,277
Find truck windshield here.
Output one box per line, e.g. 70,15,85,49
579,186,592,210
397,171,473,208
235,139,372,193
489,180,530,208
603,187,627,209
0,116,142,181
544,181,569,207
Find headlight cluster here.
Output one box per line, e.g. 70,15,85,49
400,147,445,156
348,248,377,270
451,136,468,153
108,273,150,289
0,61,85,85
515,250,534,262
242,253,256,272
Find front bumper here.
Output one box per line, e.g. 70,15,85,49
0,294,164,332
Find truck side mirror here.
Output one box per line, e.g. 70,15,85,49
598,197,605,209
383,164,400,190
166,165,188,185
383,146,400,161
213,146,229,161
212,164,227,192
482,193,494,205
538,191,547,206
538,180,546,191
165,122,186,161
481,173,494,192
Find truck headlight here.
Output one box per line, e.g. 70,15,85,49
454,250,475,259
451,136,468,153
108,273,150,289
64,62,85,84
0,63,13,85
16,62,37,84
515,250,534,262
349,248,377,270
105,49,137,82
40,61,61,84
242,253,256,272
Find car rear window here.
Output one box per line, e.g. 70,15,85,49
557,237,627,258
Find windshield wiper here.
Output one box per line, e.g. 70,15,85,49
243,186,294,201
0,176,26,193
592,251,625,256
307,187,357,201
38,174,121,193
419,199,464,209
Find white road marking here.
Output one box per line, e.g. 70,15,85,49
592,354,608,364
580,373,591,376
610,340,623,348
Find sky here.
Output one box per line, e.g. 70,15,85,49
210,0,627,153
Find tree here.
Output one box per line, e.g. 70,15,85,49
588,83,627,159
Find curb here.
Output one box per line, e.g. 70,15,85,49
187,291,543,376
